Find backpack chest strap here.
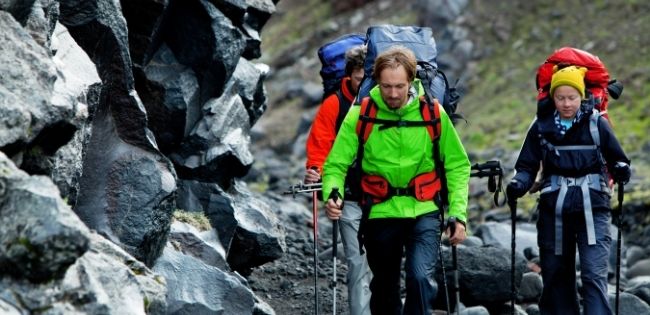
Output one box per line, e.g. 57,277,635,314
540,112,602,158
375,118,440,130
356,96,442,143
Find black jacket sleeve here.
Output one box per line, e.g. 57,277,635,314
513,120,542,191
598,116,630,170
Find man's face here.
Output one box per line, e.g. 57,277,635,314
350,68,364,94
378,65,410,109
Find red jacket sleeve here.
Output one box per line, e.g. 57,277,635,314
305,94,340,173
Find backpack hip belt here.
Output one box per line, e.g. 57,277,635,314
540,173,609,255
360,171,441,206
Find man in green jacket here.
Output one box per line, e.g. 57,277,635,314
322,45,470,315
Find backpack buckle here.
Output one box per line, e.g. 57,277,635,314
392,187,411,196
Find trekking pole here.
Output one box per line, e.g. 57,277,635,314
313,189,320,315
615,181,624,315
508,197,517,315
283,181,323,315
448,217,461,315
438,215,452,315
331,187,340,315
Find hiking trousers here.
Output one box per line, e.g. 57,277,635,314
364,211,440,315
537,206,612,315
339,202,372,315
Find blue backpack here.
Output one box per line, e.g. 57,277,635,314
317,33,365,97
356,25,461,123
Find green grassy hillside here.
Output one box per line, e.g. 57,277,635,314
461,1,649,151
256,0,418,149
260,0,416,65
459,0,650,206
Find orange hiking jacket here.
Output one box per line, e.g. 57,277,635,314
305,77,355,173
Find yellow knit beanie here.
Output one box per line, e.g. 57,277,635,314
550,65,588,99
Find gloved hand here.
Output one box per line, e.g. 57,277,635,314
506,179,527,200
612,162,631,184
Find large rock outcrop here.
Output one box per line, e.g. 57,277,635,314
1,0,283,312
0,11,72,162
0,152,166,313
0,152,90,283
59,0,177,268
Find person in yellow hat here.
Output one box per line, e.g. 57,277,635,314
550,66,587,123
507,64,630,315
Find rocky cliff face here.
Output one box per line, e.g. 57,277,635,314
0,0,283,313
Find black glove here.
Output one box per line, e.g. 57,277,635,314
612,162,631,184
506,179,527,200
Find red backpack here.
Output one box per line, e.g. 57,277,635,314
535,47,623,122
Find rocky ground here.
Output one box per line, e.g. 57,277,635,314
247,191,349,315
244,190,528,315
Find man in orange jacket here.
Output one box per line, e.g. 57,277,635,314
304,45,371,315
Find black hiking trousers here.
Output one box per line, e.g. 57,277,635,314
538,206,612,315
363,211,440,315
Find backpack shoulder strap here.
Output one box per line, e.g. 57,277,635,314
589,110,609,169
420,96,442,141
589,109,601,147
355,97,377,206
335,90,352,133
356,96,377,144
420,96,447,208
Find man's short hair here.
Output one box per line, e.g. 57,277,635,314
372,45,417,82
345,45,367,76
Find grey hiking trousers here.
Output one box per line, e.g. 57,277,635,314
339,202,372,315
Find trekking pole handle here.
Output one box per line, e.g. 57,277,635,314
618,181,624,205
331,187,339,315
470,160,505,206
470,160,503,178
615,181,624,315
509,197,517,315
507,195,517,212
446,217,459,271
331,187,340,203
447,217,461,315
488,175,496,192
331,187,340,258
447,217,457,236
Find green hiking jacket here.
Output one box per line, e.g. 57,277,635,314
322,80,471,222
